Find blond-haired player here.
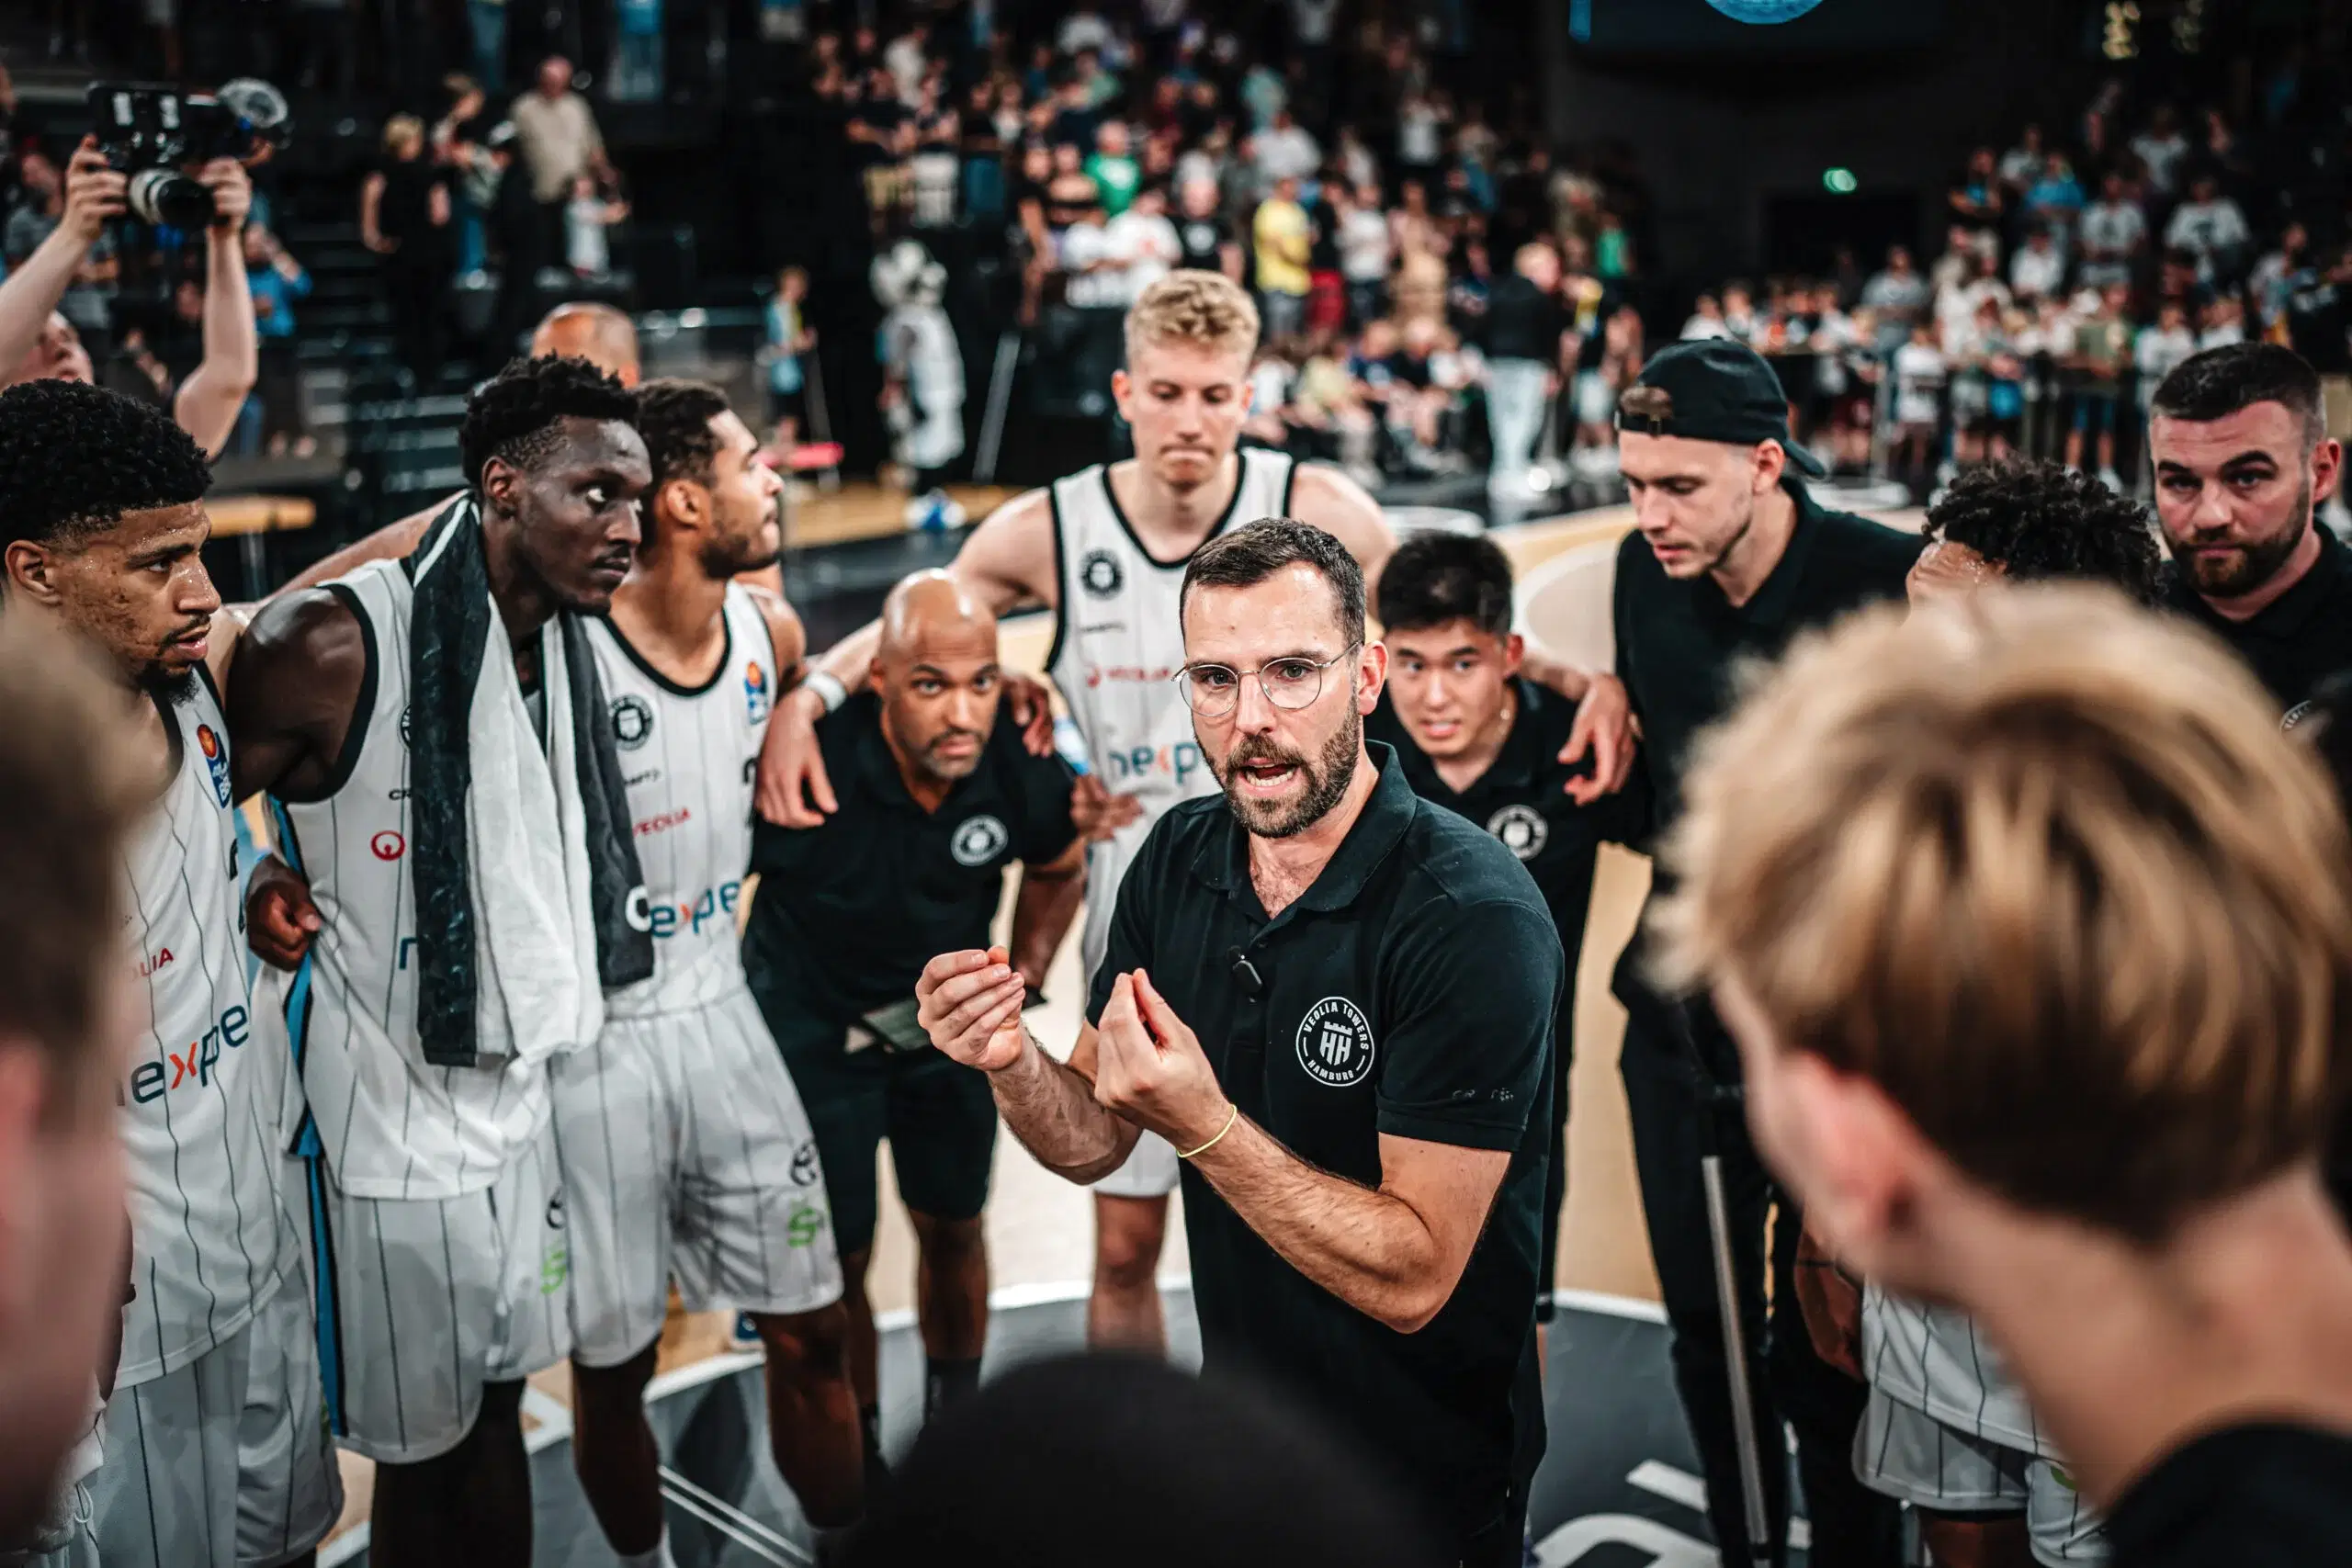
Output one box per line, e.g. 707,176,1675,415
756,270,1634,1362
1654,586,2352,1565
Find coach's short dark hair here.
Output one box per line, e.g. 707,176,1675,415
1924,461,2162,605
2152,343,2324,442
1374,530,1514,638
633,378,731,489
1181,517,1365,646
458,355,639,491
0,379,212,547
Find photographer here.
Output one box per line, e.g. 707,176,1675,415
0,136,255,458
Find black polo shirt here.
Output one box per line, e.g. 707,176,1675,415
2106,1423,2352,1566
1089,746,1563,1547
1366,678,1647,1065
744,693,1078,1053
2160,525,2352,723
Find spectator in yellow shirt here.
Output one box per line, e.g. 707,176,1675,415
1253,175,1312,343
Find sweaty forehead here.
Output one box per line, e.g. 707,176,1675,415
73,501,209,556
541,417,651,483
1617,430,1743,484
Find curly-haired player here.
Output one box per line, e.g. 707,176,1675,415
1908,459,2162,607
0,378,346,1568
224,355,651,1568
1824,458,2164,1568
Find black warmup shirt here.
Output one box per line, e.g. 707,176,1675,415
1366,678,1647,1064
1091,748,1563,1548
2161,525,2352,723
1611,485,1918,1014
1480,273,1567,366
2106,1424,2352,1566
743,693,1078,1053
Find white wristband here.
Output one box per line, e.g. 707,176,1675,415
804,670,848,715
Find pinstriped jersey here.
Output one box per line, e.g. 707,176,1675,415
582,585,775,1019
270,560,550,1201
1044,450,1295,978
1862,1284,2049,1455
116,673,287,1387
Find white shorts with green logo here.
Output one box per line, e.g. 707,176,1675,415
1855,1385,2108,1564
311,1122,571,1463
552,988,843,1368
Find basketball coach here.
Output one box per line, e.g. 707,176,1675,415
917,518,1564,1567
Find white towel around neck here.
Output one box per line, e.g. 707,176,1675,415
465,603,605,1066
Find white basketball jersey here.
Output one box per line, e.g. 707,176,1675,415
582,586,774,1019
1862,1284,2049,1455
1044,449,1296,979
269,560,548,1201
117,674,288,1387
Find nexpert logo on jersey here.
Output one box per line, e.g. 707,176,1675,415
194,724,232,807
129,1005,251,1105
1103,739,1204,786
743,660,771,725
650,881,742,938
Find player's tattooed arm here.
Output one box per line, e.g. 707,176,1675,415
223,588,368,805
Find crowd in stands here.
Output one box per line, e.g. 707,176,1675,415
764,2,1653,499
1682,82,2352,509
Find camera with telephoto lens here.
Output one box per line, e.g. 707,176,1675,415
86,80,290,228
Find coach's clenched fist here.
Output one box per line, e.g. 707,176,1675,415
1092,969,1232,1154
916,944,1030,1070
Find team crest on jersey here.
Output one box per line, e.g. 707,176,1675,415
1080,549,1125,599
951,814,1010,867
743,660,771,725
1486,803,1549,861
194,723,232,807
790,1140,822,1187
611,694,655,750
1295,996,1376,1088
399,705,412,747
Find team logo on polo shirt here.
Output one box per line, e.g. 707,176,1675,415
1080,549,1125,599
611,694,655,750
1295,996,1376,1088
1486,803,1548,861
743,660,771,726
951,814,1010,867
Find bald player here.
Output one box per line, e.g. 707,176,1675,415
742,570,1086,1475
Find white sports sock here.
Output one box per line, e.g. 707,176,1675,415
618,1540,678,1568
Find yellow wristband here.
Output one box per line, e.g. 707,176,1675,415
1178,1104,1239,1160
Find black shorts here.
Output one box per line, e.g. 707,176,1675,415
775,1027,999,1257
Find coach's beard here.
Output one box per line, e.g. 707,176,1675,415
1215,710,1360,840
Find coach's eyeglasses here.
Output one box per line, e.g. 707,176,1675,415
1175,643,1363,717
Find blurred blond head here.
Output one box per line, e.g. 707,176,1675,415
1654,585,2352,1270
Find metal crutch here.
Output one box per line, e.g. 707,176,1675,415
1677,1001,1776,1568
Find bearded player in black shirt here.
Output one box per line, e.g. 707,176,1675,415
1658,585,2352,1568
